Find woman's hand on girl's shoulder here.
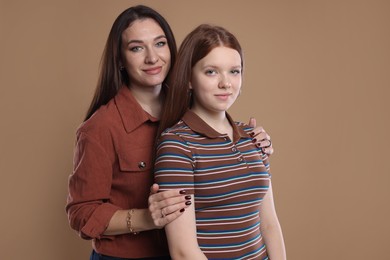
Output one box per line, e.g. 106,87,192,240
248,117,274,156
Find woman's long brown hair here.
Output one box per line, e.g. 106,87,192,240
84,5,177,121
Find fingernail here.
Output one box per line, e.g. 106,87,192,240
252,138,257,143
185,195,191,200
180,208,185,213
256,143,261,148
185,201,192,205
179,190,186,194
249,132,254,136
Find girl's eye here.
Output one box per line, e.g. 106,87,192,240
205,69,217,75
231,69,241,75
156,41,167,47
130,46,143,52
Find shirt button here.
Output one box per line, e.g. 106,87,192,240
138,161,146,169
238,157,243,162
232,147,237,152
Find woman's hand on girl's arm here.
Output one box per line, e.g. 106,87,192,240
164,196,208,260
148,184,191,228
248,117,274,156
103,185,190,235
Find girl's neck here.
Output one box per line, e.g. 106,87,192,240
191,108,233,140
130,84,163,119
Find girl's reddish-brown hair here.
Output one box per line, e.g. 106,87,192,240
157,24,243,137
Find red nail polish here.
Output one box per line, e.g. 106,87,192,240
252,138,257,143
180,208,185,213
185,201,192,205
185,195,191,200
179,190,186,194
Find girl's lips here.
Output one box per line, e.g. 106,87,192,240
143,66,162,75
215,93,232,101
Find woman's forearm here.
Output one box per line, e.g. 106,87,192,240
104,208,156,235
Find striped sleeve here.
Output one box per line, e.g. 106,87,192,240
243,124,272,177
154,132,195,194
261,152,271,177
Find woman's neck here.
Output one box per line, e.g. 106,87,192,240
129,84,163,119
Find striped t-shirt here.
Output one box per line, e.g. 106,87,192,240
154,110,271,260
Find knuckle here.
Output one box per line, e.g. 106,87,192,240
149,203,158,213
148,193,157,202
159,191,169,200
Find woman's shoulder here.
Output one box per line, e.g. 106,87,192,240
76,100,119,138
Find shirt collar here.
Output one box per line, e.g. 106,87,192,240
114,86,158,133
182,110,250,143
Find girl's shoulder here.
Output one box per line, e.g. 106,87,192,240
234,121,255,134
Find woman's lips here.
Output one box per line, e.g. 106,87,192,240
143,66,162,75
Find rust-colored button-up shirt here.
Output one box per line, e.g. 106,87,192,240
66,87,169,258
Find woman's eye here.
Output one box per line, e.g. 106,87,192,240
130,46,143,52
156,41,167,47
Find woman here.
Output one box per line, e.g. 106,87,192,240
66,5,274,260
154,24,286,259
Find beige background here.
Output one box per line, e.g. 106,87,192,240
1,0,389,259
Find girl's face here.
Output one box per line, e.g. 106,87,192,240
190,46,242,116
121,18,171,89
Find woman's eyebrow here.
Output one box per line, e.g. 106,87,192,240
127,35,166,45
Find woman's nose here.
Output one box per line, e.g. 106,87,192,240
145,49,159,64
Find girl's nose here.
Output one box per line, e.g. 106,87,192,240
218,77,232,89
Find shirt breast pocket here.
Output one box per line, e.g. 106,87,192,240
117,146,152,173
116,145,154,207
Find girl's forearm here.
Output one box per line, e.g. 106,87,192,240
262,222,286,260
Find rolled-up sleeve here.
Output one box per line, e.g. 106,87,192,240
66,131,120,240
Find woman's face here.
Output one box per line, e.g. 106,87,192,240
190,46,242,116
121,18,171,89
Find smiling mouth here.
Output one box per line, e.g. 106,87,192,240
143,66,162,75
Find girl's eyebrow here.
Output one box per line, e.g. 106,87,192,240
201,64,242,69
127,35,167,45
